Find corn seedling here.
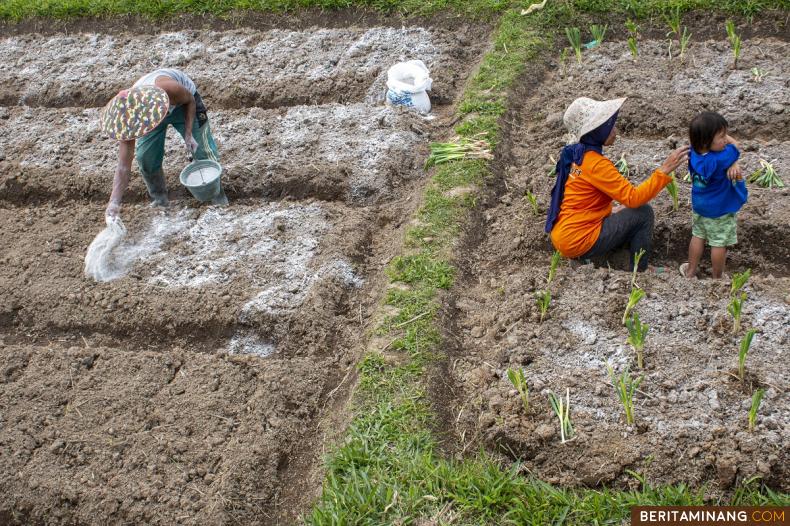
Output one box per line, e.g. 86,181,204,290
730,268,751,297
627,36,639,59
566,27,582,64
548,389,574,443
748,388,764,432
525,190,539,215
631,248,646,289
738,329,757,382
425,136,492,168
623,287,645,325
726,20,742,69
626,20,639,58
590,24,607,46
607,363,643,425
748,159,784,188
536,290,551,323
728,292,746,334
679,27,692,62
665,173,679,211
626,312,649,369
615,154,629,178
547,250,561,285
548,155,557,178
507,368,530,415
751,67,765,82
625,19,638,36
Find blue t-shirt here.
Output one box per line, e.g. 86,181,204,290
689,144,748,218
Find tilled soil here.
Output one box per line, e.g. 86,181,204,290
445,35,789,496
0,20,489,525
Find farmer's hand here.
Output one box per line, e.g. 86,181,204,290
105,199,120,222
184,135,198,158
727,162,743,181
660,145,689,175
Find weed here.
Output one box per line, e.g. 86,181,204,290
425,136,493,168
728,292,746,334
615,155,629,178
731,269,751,297
507,368,529,415
590,24,607,45
623,287,645,325
679,27,692,62
525,190,540,215
566,27,582,64
548,389,574,443
738,329,757,382
748,388,764,432
748,159,784,188
536,290,551,323
726,20,742,69
607,363,643,425
547,250,561,285
631,248,646,289
750,67,766,82
663,6,681,37
625,312,649,369
665,173,679,211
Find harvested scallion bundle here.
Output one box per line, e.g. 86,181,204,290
425,136,492,168
615,155,629,178
748,159,783,188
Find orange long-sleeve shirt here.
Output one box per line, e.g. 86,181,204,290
550,151,672,258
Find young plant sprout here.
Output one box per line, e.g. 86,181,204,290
625,19,639,59
559,48,569,76
738,329,757,382
664,6,681,59
748,388,764,432
626,312,649,369
665,173,679,211
548,155,557,178
679,27,692,62
525,190,540,215
631,248,646,289
750,67,766,82
623,287,645,325
607,362,643,425
615,154,629,178
425,136,493,168
590,24,607,46
628,36,639,59
748,159,784,188
731,268,751,297
566,27,583,64
728,291,746,334
548,389,574,443
725,20,742,69
547,250,561,284
507,368,530,415
536,290,551,323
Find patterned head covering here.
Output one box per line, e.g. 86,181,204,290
100,86,169,141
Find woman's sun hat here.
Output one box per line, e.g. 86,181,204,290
563,96,627,143
100,86,169,141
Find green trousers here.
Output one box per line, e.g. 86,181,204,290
135,104,221,204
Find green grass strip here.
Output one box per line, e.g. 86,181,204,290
309,0,789,523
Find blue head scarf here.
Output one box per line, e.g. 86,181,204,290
544,111,619,233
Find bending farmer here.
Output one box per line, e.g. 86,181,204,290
545,97,688,271
100,68,225,221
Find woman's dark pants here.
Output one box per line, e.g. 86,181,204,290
579,205,655,271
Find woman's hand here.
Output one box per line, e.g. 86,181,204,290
659,145,690,175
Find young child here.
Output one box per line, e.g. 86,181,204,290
681,112,748,279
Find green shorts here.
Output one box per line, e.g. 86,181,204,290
692,212,737,247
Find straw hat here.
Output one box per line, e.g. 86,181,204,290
563,96,627,143
100,86,169,141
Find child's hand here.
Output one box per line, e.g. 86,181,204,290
727,162,743,181
726,134,740,148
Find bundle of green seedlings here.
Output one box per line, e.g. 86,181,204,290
565,27,582,64
738,328,757,382
507,368,529,415
607,363,643,426
625,20,639,59
665,172,679,212
588,24,607,47
728,269,751,334
626,312,649,369
548,388,574,443
536,290,551,323
524,189,540,215
748,388,764,432
725,20,742,69
425,135,492,168
748,159,784,188
615,154,629,178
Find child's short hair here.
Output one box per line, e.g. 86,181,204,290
689,112,728,152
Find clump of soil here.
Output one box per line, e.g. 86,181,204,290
445,34,790,496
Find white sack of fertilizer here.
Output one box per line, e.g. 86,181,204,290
84,216,127,282
385,60,432,114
